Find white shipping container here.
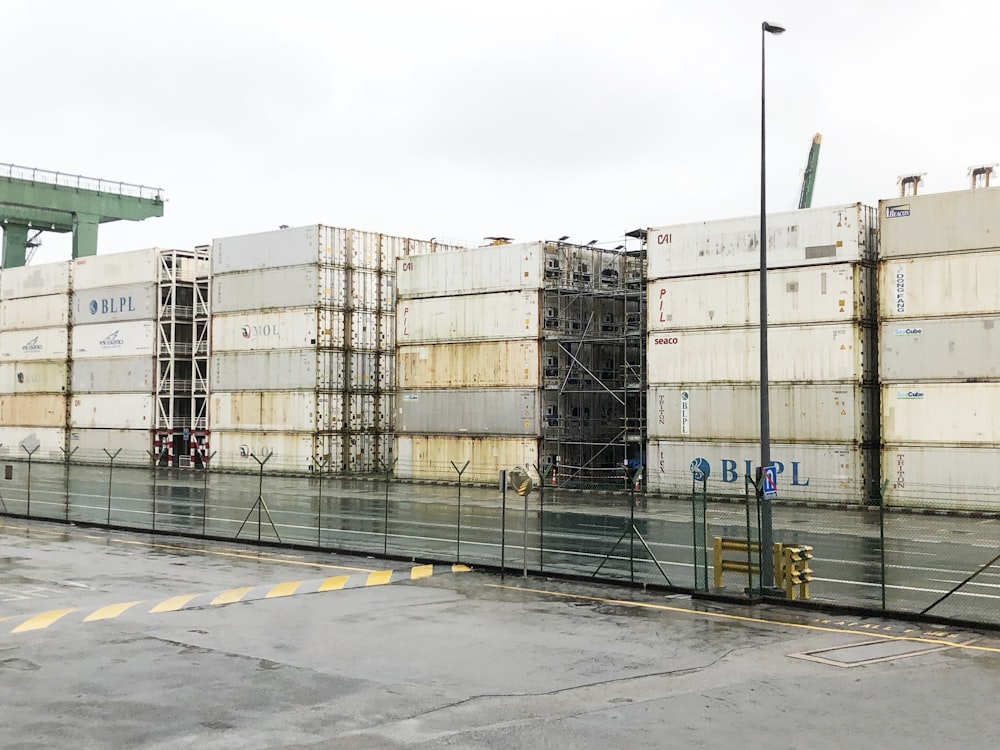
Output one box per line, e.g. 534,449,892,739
0,394,66,427
211,265,348,313
879,253,1000,319
211,349,345,391
648,263,867,331
211,309,348,352
0,327,69,362
71,357,155,393
72,248,160,290
647,439,872,504
882,383,1000,445
647,203,874,279
880,317,1000,381
647,324,868,384
212,225,346,274
70,393,154,429
71,283,158,324
72,320,156,359
1,294,70,330
0,361,68,394
398,290,539,343
396,389,538,435
211,430,325,472
879,188,1000,259
398,241,544,298
395,434,539,484
884,444,1000,511
647,384,870,442
397,340,541,388
68,428,152,464
0,261,71,300
0,427,66,459
210,391,341,432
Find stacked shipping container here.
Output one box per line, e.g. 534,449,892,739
69,250,160,462
0,263,71,458
645,204,880,504
209,225,459,472
394,242,550,482
879,188,1000,510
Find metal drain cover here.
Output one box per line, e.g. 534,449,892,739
793,639,951,667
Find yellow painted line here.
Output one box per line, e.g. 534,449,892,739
83,601,142,622
211,587,254,606
489,584,1000,656
318,575,350,592
12,608,78,633
366,570,394,586
149,594,199,613
265,581,303,599
411,564,434,580
453,564,472,573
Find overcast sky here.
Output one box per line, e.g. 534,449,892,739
5,1,997,264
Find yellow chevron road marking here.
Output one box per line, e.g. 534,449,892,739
149,594,199,613
265,581,303,599
83,601,142,622
12,608,78,633
211,587,254,606
318,575,349,592
366,570,393,586
5,564,473,635
411,564,434,579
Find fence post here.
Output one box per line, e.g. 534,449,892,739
59,447,78,521
499,470,507,580
234,452,279,543
202,451,216,536
103,449,122,526
379,458,397,556
451,460,470,562
145,450,158,531
315,455,329,548
22,444,38,517
0,444,6,514
534,463,552,573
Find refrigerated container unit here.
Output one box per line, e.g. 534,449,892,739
877,191,1000,509
395,239,644,483
208,225,462,474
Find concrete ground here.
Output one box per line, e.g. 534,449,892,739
2,516,999,749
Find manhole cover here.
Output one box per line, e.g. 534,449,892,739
792,638,952,667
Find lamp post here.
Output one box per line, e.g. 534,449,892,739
759,20,784,590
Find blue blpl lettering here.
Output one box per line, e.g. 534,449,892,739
743,460,753,480
772,460,784,476
721,459,738,483
790,461,810,487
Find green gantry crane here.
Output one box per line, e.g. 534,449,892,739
0,163,164,268
798,133,822,209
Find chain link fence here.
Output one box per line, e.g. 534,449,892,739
2,453,999,628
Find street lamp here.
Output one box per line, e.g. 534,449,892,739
759,20,784,590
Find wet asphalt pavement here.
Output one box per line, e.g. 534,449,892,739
2,517,1000,749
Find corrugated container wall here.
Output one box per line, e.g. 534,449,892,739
72,248,161,289
395,435,539,484
647,324,869,384
879,187,1000,259
0,327,70,362
649,263,868,331
879,253,1000,320
647,440,873,504
0,361,68,394
0,262,71,300
71,283,158,324
0,427,66,459
72,320,156,359
1,294,70,330
69,428,152,463
646,203,874,279
397,291,540,343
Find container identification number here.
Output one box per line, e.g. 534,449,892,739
895,266,905,313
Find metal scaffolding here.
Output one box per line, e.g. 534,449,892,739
539,237,647,489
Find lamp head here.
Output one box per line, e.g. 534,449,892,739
762,21,785,35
